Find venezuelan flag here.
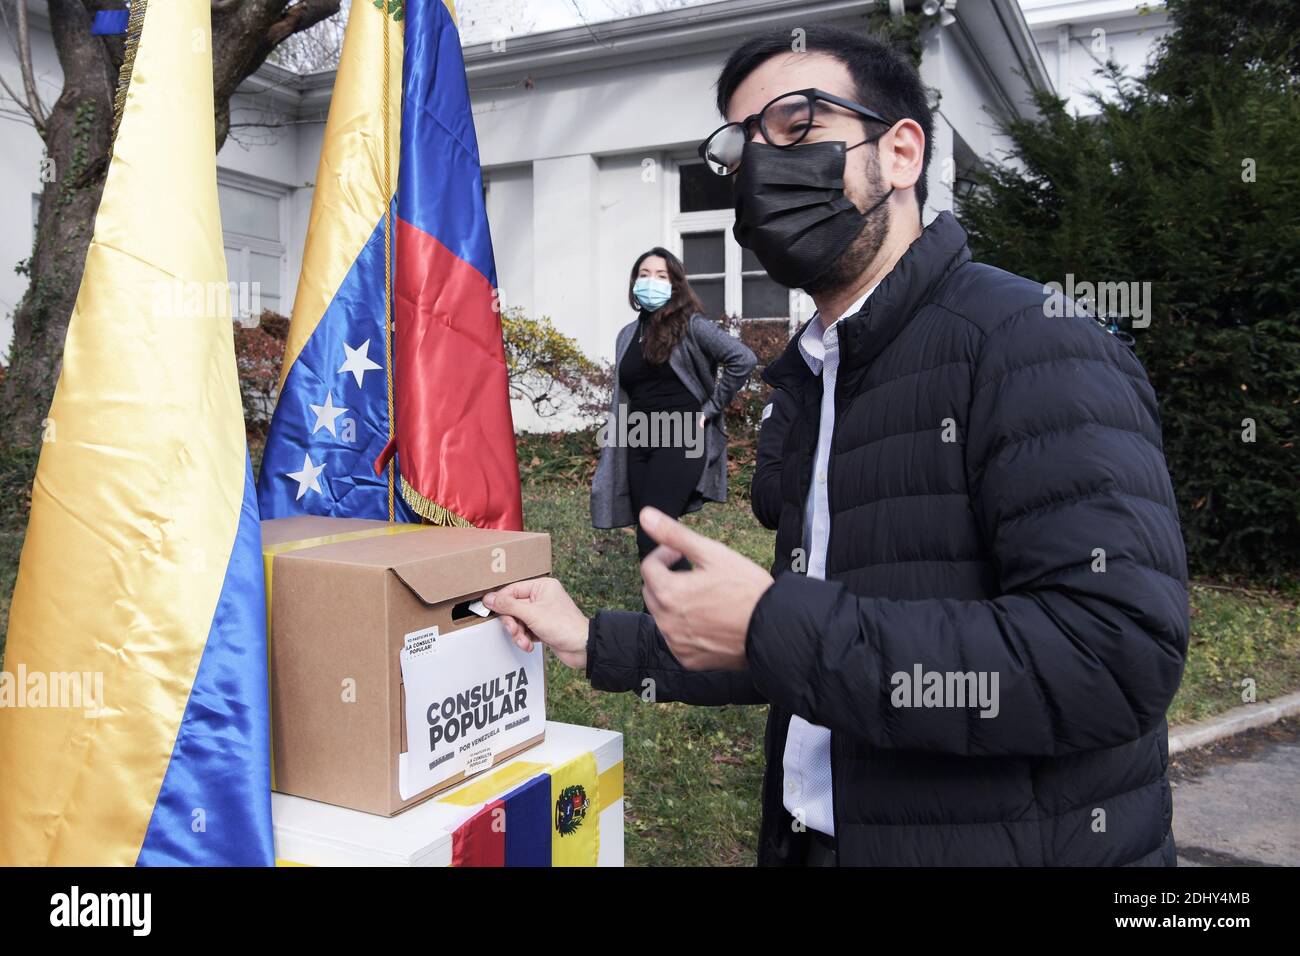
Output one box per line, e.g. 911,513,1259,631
447,755,603,867
0,0,272,865
259,0,521,529
257,1,413,522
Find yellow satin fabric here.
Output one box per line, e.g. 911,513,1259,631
277,1,405,389
0,0,242,865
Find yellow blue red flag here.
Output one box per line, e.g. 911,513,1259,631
257,0,522,530
0,0,273,865
257,0,413,523
448,760,604,867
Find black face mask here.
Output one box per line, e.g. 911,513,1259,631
732,138,892,290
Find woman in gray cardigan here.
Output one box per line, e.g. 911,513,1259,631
591,247,756,563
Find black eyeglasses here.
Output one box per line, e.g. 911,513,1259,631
697,88,894,176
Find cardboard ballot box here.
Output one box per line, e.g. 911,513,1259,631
261,516,551,816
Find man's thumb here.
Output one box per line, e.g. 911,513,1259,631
484,583,528,618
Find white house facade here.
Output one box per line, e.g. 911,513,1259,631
1020,0,1171,115
0,0,1170,428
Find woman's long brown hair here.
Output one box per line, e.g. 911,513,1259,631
628,247,705,364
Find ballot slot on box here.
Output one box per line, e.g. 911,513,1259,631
261,516,551,816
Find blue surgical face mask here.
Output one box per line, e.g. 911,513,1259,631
633,277,673,311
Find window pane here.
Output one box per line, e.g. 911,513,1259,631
218,184,280,241
248,251,282,296
691,277,725,319
741,246,766,272
679,162,733,213
682,231,724,275
742,275,789,319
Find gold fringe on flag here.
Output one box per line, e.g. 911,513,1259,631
400,477,472,527
109,1,148,151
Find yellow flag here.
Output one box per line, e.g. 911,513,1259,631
0,0,272,865
550,752,599,866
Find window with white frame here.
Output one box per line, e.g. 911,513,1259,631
217,173,288,319
672,158,808,324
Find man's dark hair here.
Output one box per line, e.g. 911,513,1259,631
715,24,935,210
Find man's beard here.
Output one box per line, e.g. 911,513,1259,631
803,151,892,298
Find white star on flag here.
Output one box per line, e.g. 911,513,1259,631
286,452,325,500
309,390,348,437
338,339,382,387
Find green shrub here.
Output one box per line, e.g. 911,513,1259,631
958,0,1300,581
234,310,290,442
501,307,606,421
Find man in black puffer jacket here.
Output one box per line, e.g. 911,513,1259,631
484,25,1188,867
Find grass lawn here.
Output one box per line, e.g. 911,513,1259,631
1174,583,1300,724
0,441,1296,866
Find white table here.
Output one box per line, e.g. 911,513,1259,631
272,721,624,866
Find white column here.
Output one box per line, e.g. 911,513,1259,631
1057,24,1072,108
919,24,954,223
532,154,600,357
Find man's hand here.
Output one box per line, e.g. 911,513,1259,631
639,506,774,671
482,577,589,670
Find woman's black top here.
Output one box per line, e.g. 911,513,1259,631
620,313,700,413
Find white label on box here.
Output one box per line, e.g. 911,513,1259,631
397,616,544,800
464,746,493,777
403,625,439,658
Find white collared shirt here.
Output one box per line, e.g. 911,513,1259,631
781,286,876,839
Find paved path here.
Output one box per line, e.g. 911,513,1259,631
1171,716,1299,866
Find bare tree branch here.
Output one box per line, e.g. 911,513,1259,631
0,70,32,124
267,0,346,72
0,0,49,134
266,0,340,48
14,0,45,128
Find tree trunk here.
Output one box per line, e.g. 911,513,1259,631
1,0,119,442
1,0,341,445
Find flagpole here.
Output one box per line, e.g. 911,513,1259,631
382,8,395,523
